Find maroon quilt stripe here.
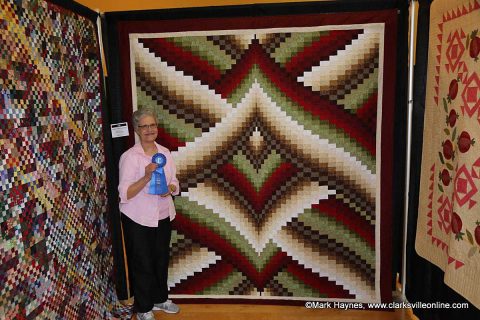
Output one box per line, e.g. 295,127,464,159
215,45,256,99
155,126,186,152
139,38,222,88
356,91,378,134
313,199,375,248
170,260,234,294
217,162,299,212
284,29,363,77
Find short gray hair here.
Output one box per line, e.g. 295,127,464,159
132,108,157,129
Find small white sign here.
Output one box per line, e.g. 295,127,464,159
111,122,129,138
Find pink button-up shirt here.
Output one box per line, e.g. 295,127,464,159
118,142,179,227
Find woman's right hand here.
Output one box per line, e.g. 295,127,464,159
144,163,158,180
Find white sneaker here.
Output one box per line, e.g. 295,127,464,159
152,299,180,313
137,310,155,320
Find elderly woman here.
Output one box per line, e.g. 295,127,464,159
118,108,180,320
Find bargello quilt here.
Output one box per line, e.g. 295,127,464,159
118,11,397,304
416,0,480,309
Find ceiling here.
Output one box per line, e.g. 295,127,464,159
75,0,329,12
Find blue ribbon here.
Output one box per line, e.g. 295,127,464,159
148,153,169,195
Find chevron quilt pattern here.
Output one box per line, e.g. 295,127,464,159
121,13,396,304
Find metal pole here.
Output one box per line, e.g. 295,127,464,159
401,0,417,302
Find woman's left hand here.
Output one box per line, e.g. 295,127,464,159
160,184,176,197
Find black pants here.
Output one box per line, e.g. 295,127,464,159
121,214,172,313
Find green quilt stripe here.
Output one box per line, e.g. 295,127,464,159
168,37,235,72
274,272,328,298
175,196,280,270
136,89,202,142
200,269,246,295
338,67,379,111
231,151,282,191
272,31,329,66
256,240,281,270
298,208,374,266
226,65,257,106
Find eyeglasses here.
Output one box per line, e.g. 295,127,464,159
137,124,157,130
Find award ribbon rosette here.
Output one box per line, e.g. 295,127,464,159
148,153,169,195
